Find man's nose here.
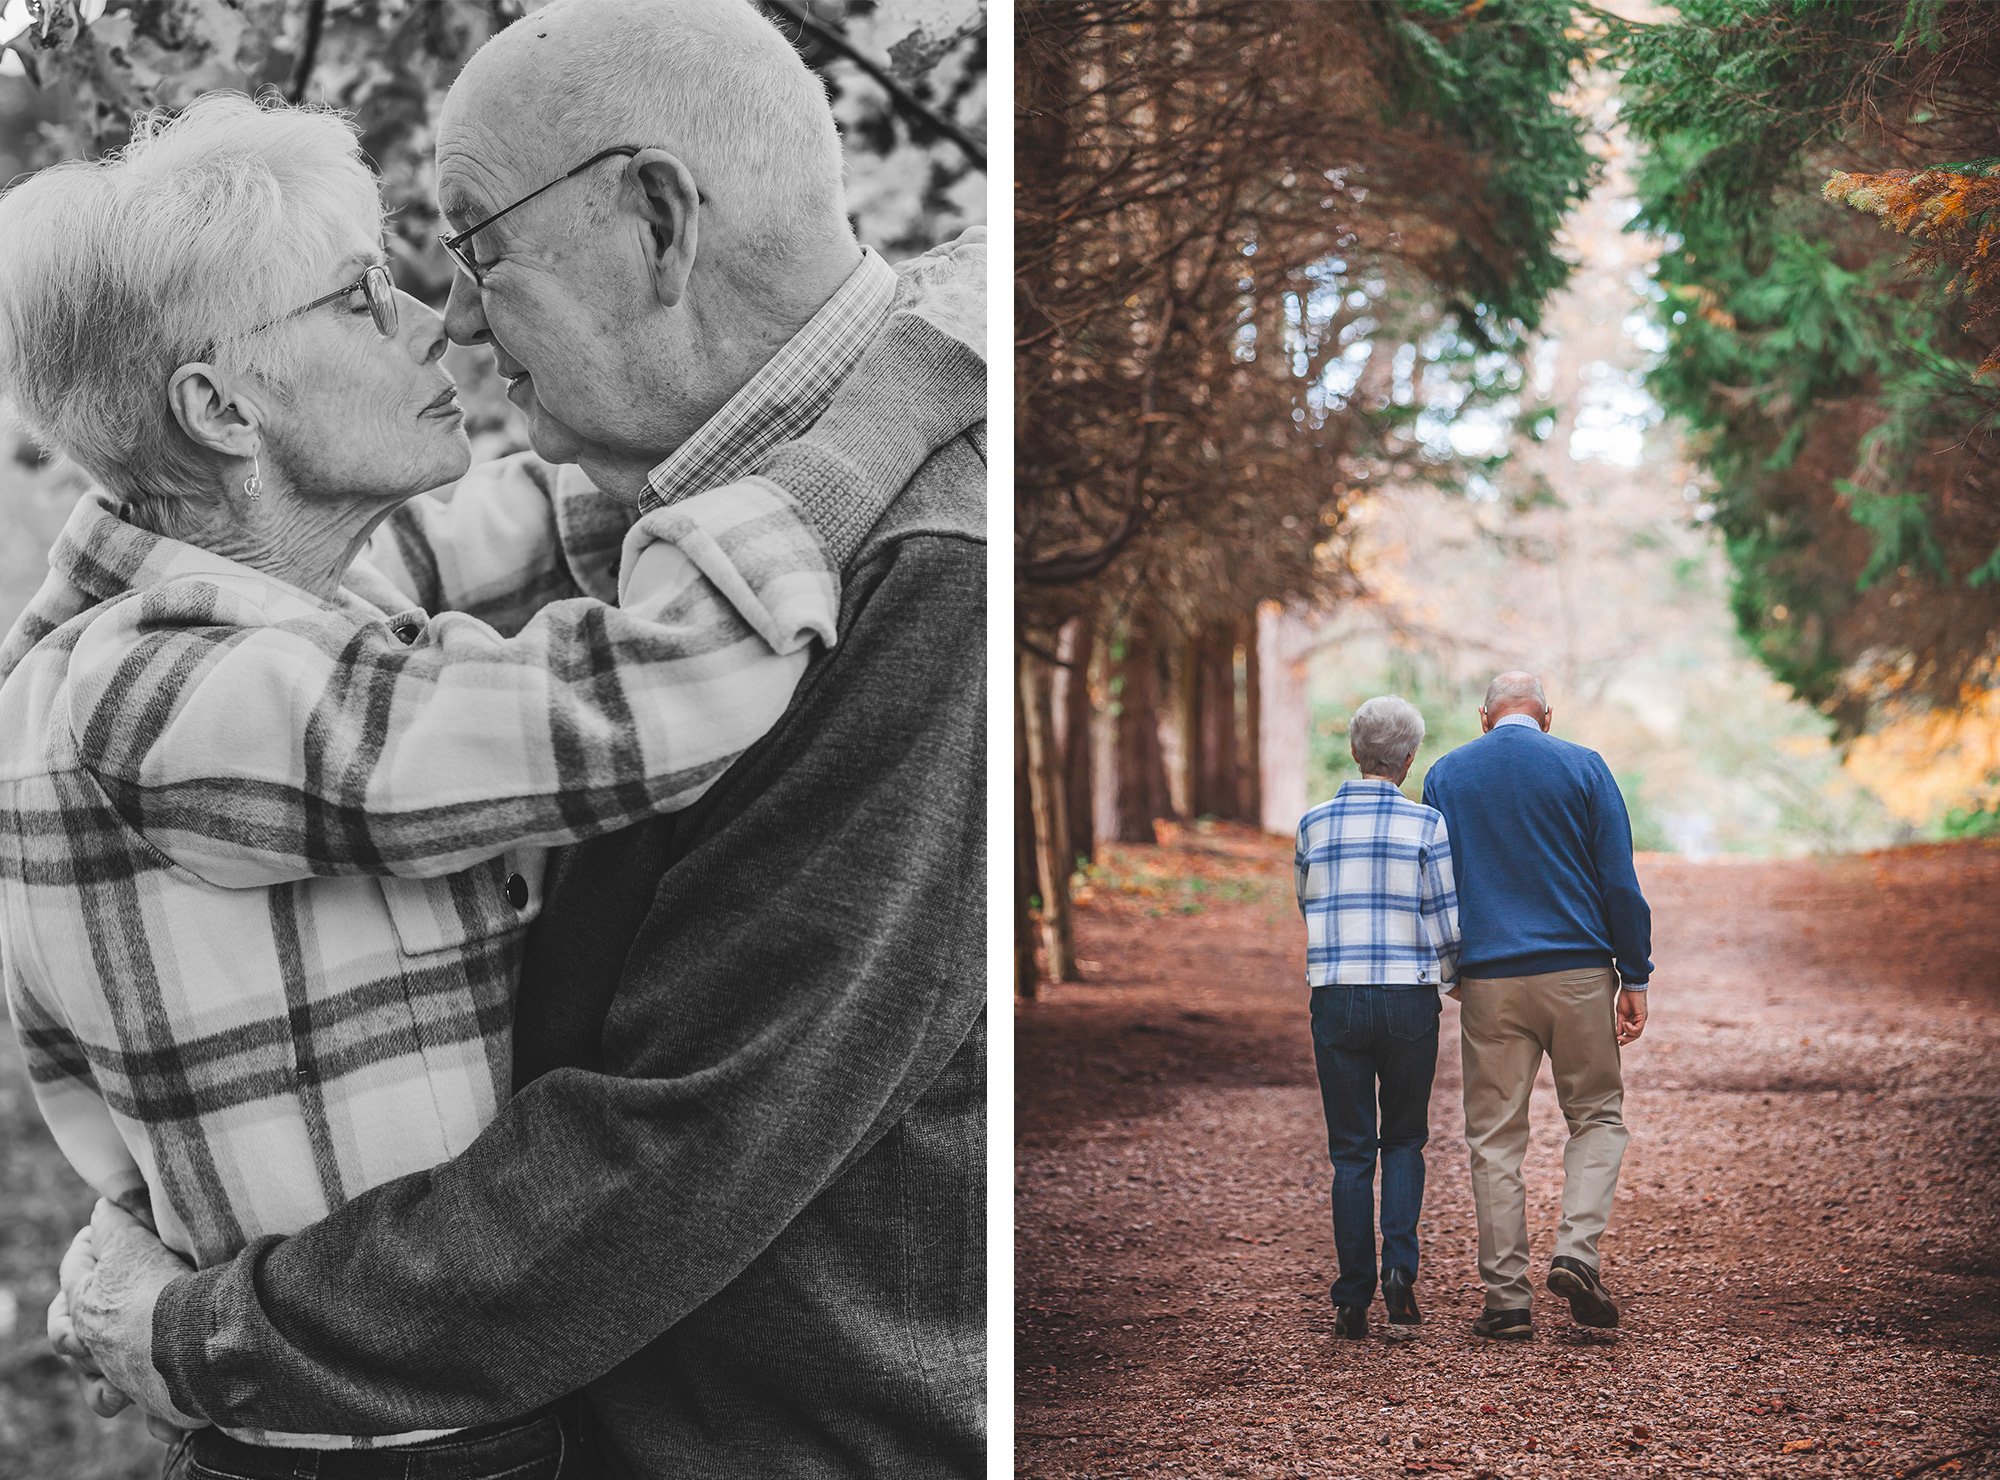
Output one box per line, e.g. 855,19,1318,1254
443,270,490,347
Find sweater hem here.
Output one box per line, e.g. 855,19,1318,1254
1459,950,1616,982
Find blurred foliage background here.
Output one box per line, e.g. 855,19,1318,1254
1617,0,1998,827
0,1,981,1472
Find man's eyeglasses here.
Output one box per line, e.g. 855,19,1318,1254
438,145,644,285
201,264,398,362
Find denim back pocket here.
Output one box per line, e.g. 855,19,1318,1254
1383,987,1443,1042
1308,985,1353,1048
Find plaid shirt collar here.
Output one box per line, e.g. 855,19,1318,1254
45,491,418,627
641,247,897,513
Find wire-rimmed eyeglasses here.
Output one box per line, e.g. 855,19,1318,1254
437,146,644,285
199,264,398,363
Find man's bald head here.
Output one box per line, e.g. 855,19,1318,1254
440,0,850,279
1482,671,1549,725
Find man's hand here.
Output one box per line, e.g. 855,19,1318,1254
58,1200,207,1432
1616,988,1649,1046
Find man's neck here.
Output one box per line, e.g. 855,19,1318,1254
585,245,867,504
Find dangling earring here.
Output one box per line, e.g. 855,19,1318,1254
244,448,263,500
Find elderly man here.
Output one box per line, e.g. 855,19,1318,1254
1420,672,1651,1342
56,0,986,1475
1295,696,1459,1342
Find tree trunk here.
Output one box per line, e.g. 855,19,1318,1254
1112,622,1175,842
1259,603,1313,834
1021,648,1079,982
1238,613,1262,826
1057,618,1096,870
1190,622,1240,818
1015,664,1041,998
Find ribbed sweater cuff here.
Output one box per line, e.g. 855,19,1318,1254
153,1265,220,1424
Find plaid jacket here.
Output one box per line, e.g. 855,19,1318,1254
1295,779,1462,987
0,239,982,1449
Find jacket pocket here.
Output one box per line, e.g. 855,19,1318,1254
378,853,536,958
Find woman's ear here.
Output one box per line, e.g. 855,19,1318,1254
167,364,261,458
626,148,701,308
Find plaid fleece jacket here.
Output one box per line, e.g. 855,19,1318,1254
0,239,983,1447
1295,778,1462,987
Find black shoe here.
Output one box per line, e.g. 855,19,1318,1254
1547,1255,1620,1329
1471,1307,1534,1341
1333,1302,1369,1340
1381,1268,1420,1340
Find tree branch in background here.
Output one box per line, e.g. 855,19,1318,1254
286,0,326,105
763,0,986,169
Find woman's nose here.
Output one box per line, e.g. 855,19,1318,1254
396,289,450,365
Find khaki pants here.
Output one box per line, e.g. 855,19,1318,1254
1460,965,1627,1311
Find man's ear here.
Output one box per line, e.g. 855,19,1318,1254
1541,709,1553,732
626,148,701,307
167,364,261,459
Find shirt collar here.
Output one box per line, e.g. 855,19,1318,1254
1493,713,1545,731
1339,777,1405,793
641,247,898,513
39,489,410,625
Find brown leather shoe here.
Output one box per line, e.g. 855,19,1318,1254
1547,1255,1620,1328
1382,1267,1420,1340
1470,1307,1533,1341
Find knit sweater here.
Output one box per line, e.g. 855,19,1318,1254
1419,720,1654,987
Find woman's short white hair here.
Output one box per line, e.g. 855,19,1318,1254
1350,695,1426,775
0,92,381,503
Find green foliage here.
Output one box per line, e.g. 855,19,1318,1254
1841,484,1947,588
1618,0,2000,729
1938,794,2000,838
1378,0,1599,333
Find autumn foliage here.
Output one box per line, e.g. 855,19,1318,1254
1620,0,2000,753
1824,164,2000,377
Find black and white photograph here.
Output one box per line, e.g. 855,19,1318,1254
0,1,986,1476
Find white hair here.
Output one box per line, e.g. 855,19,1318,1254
1350,696,1426,775
511,0,849,279
1484,671,1548,715
0,93,381,509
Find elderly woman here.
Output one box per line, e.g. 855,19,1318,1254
1293,695,1460,1344
0,93,977,1475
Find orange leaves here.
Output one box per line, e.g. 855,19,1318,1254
1824,163,2000,375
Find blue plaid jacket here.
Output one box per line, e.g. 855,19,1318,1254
1295,779,1461,987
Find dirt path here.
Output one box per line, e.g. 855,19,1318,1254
1016,826,2000,1479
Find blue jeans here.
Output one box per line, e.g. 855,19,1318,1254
164,1409,577,1480
1309,984,1441,1307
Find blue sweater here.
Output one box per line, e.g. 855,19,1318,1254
1420,720,1653,986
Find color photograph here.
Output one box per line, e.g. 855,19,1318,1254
1015,1,1999,1474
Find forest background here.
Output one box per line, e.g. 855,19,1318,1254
0,1,983,1474
1013,0,2000,992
